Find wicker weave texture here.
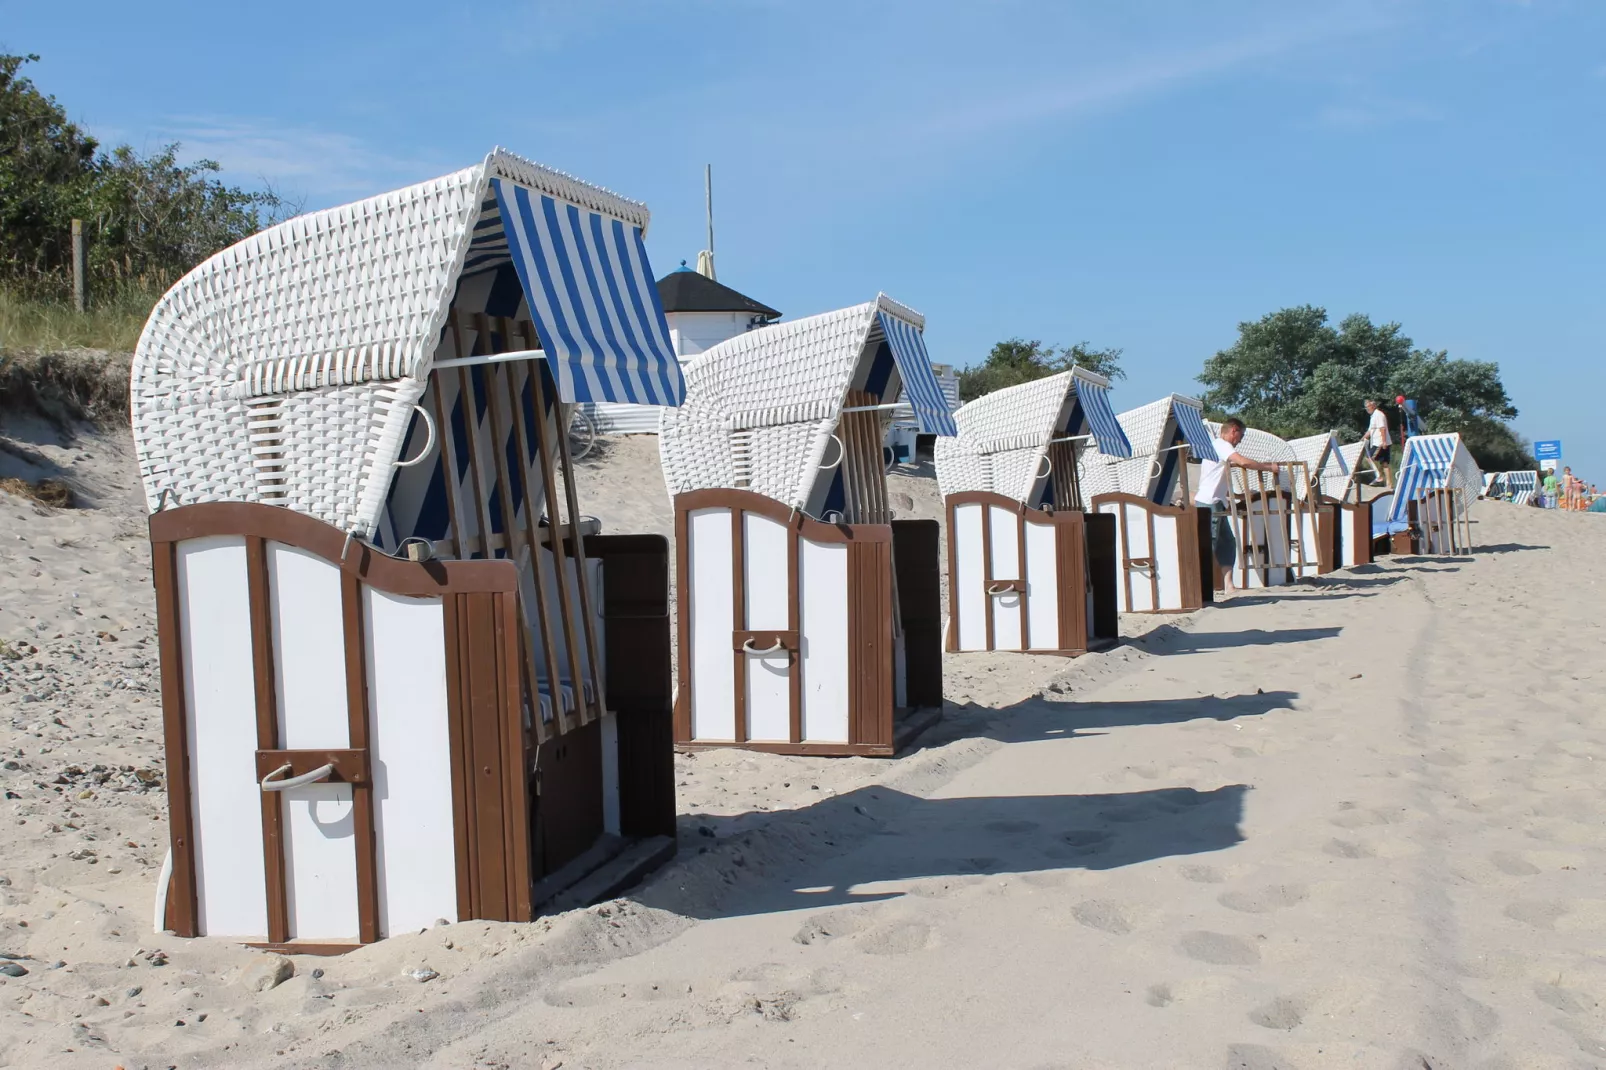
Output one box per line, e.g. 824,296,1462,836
1076,396,1174,504
934,372,1076,502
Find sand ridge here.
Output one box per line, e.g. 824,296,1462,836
2,420,1603,1068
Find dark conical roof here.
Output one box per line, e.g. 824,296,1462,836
655,270,780,320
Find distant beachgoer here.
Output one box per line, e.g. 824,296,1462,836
1542,470,1559,508
1196,418,1280,595
1363,399,1392,487
1563,466,1582,511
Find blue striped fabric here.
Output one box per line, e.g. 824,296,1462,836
491,179,684,407
1171,399,1218,462
1075,376,1133,458
1388,434,1458,523
877,312,957,436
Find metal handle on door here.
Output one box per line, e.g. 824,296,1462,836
742,639,785,655
259,762,336,792
988,582,1020,595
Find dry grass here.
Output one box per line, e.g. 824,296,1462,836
0,286,155,354
0,348,132,426
0,475,74,508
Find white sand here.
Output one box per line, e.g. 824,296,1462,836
3,417,1604,1068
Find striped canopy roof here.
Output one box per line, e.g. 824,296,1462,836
1387,433,1482,523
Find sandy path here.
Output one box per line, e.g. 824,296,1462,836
4,419,1604,1068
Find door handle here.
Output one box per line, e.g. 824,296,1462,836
260,762,335,792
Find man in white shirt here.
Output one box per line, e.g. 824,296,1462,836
1363,399,1393,487
1196,417,1280,595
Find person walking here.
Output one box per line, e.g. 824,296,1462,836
1196,418,1281,596
1363,399,1393,488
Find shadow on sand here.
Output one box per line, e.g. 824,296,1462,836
659,782,1249,917
1132,625,1341,654
652,691,1277,919
1473,542,1550,555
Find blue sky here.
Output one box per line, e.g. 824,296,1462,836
7,0,1603,475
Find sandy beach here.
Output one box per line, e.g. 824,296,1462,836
3,412,1603,1069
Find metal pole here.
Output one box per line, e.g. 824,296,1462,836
71,219,86,313
705,164,715,272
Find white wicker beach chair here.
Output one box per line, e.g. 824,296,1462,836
133,149,682,950
934,370,1139,648
659,296,955,755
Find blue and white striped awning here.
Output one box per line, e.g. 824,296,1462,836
492,178,684,407
1172,398,1218,462
1071,373,1132,458
1388,433,1476,524
878,311,957,436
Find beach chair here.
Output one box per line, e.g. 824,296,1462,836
131,150,682,950
1205,424,1323,588
1077,394,1217,613
659,296,955,756
1385,433,1481,555
1287,431,1347,576
934,369,1132,648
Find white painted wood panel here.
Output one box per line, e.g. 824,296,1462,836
742,513,791,742
1124,504,1157,612
1022,520,1060,650
266,543,358,940
687,508,735,741
176,536,266,938
799,537,849,744
1155,515,1182,610
987,505,1023,651
1293,514,1322,577
365,588,456,936
952,503,986,652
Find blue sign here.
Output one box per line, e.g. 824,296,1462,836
1535,440,1563,461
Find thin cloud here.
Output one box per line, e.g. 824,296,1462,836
112,117,451,208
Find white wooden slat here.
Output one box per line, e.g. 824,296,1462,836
1154,514,1182,610
365,588,457,936
266,543,359,940
1125,503,1156,612
742,512,791,742
687,508,736,741
988,505,1023,650
1023,520,1060,650
177,536,266,938
799,536,850,744
953,503,986,652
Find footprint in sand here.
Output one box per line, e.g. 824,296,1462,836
794,910,869,945
1503,900,1570,929
1225,1042,1301,1069
1248,996,1305,1031
1179,931,1260,966
857,919,934,956
1180,863,1226,883
1147,983,1175,1008
1534,982,1591,1016
1219,884,1308,914
1323,838,1375,860
1059,829,1112,855
1329,807,1402,830
1071,899,1133,935
1490,851,1541,876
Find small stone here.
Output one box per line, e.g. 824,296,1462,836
311,967,324,980
49,960,65,969
0,963,27,977
237,954,294,993
409,966,439,983
126,986,142,998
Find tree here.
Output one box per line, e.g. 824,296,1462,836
1,52,290,299
959,338,1124,403
1198,306,1531,470
0,53,99,288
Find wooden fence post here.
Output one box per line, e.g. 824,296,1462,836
71,219,87,313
